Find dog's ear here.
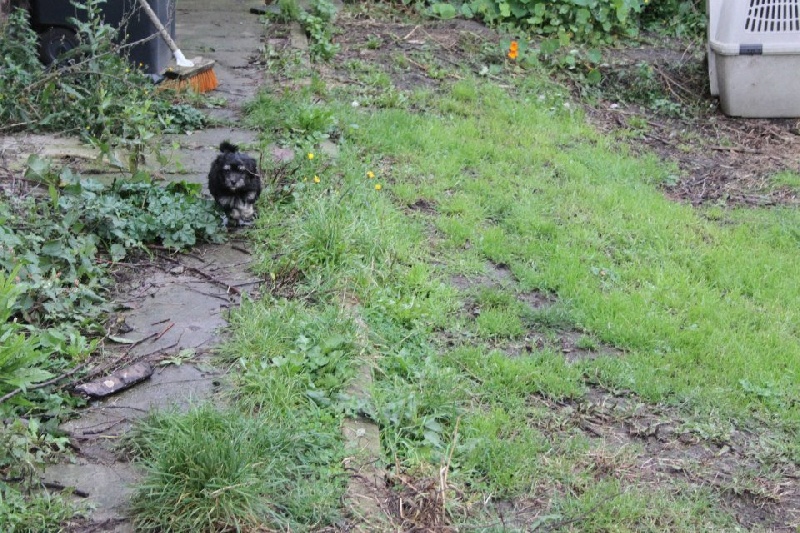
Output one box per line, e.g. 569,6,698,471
243,155,258,175
220,141,239,154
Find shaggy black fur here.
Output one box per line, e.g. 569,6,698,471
207,141,262,224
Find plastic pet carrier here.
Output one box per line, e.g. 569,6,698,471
707,0,800,117
28,0,175,75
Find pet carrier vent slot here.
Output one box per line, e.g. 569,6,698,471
746,0,800,32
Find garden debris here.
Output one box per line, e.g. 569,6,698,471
75,362,154,398
385,471,457,532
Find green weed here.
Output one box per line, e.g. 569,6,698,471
0,418,81,532
244,89,337,148
219,297,359,407
770,170,800,191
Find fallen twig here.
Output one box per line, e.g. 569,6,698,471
41,481,90,498
708,145,762,154
229,244,252,255
153,322,174,341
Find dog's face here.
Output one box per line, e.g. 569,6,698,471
217,151,254,191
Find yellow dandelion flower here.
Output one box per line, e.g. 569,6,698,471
367,171,375,179
375,184,382,190
314,175,320,183
307,153,315,160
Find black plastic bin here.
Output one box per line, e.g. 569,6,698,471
28,0,175,75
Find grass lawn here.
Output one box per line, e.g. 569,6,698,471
128,11,800,533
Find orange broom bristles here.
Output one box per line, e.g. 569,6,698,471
159,58,218,93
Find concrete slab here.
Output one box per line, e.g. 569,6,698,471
42,462,142,523
153,128,262,186
0,133,118,173
166,127,260,151
61,363,220,440
43,243,258,528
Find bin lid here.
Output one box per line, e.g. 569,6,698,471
710,0,800,55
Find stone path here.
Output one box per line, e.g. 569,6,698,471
28,0,387,530
39,2,266,531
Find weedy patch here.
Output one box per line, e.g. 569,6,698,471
385,469,457,532
530,386,800,530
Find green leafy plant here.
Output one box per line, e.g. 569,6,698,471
0,418,81,532
0,155,226,526
271,0,340,61
0,2,209,171
4,158,225,329
0,269,53,397
464,0,647,42
245,89,337,147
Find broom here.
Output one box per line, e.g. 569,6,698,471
135,0,218,93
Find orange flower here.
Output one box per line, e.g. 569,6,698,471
508,40,518,60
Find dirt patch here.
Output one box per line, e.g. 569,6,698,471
407,197,438,215
585,40,800,207
530,387,800,531
517,288,557,309
589,104,800,206
384,471,456,532
450,261,515,291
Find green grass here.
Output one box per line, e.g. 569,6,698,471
127,404,344,532
130,30,800,531
345,79,800,432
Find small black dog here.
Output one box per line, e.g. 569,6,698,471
208,141,262,225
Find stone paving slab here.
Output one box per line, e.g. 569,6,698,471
38,0,269,528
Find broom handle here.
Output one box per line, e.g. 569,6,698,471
135,0,194,66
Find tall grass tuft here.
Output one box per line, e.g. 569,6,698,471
127,405,344,532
